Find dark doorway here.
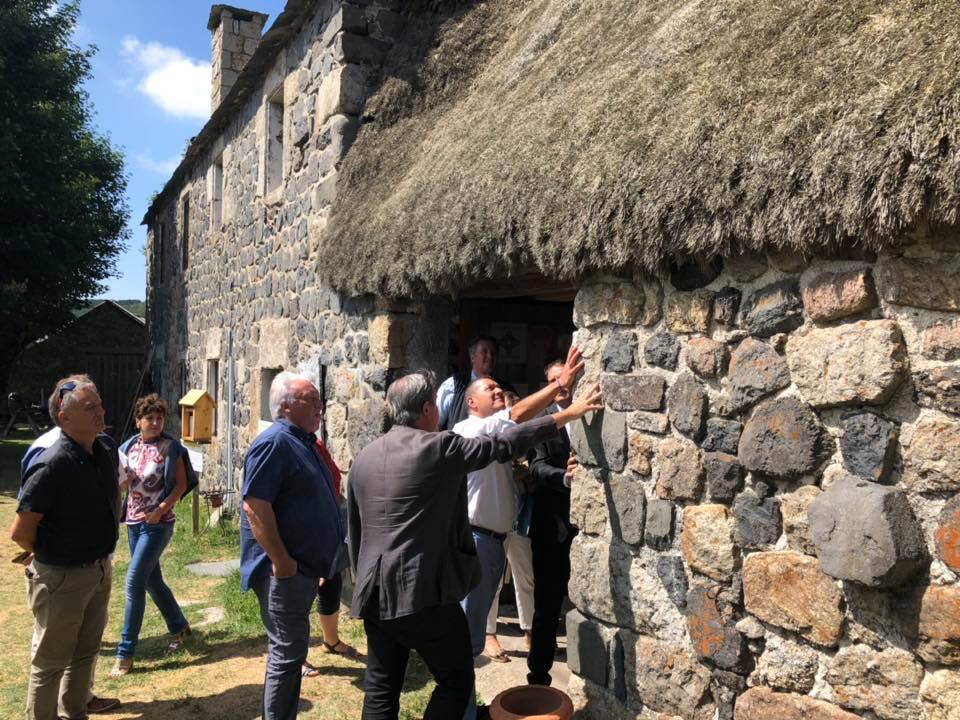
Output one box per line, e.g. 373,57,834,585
448,274,578,394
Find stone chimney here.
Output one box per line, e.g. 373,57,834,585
208,5,269,112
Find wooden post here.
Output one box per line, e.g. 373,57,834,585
192,490,200,535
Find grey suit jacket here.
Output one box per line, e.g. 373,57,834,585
347,415,558,620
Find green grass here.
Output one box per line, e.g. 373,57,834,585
215,569,264,636
0,436,448,719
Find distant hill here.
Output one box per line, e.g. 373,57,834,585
73,299,145,320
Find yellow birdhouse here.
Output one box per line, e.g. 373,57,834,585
178,389,215,443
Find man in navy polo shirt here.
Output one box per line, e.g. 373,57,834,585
241,371,345,720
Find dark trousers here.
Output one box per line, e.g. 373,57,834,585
252,571,319,720
527,530,573,686
362,603,474,720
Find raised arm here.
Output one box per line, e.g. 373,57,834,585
450,382,603,474
508,345,585,423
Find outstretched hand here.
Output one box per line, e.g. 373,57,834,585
557,345,585,390
569,383,603,417
551,383,603,427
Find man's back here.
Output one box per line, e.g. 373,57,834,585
348,425,478,621
348,417,557,621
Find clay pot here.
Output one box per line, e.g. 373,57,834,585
489,685,574,720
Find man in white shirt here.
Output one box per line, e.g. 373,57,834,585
452,346,585,720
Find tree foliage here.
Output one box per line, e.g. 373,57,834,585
0,0,129,396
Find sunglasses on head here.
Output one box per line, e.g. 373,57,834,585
58,381,78,399
56,381,78,410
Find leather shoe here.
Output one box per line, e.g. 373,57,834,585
87,694,121,713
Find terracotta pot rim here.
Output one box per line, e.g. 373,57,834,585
490,684,574,720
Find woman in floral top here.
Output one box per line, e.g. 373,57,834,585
111,394,190,676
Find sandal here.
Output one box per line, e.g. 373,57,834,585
168,625,191,652
321,640,359,658
301,661,321,677
482,648,511,663
109,658,133,677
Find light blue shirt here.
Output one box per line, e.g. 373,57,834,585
437,371,477,428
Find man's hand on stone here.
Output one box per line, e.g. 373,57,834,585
551,383,603,427
557,345,585,390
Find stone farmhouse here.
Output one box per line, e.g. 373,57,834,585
144,1,960,717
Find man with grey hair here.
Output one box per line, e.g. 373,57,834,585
17,373,123,716
12,377,120,720
348,362,602,720
241,371,344,720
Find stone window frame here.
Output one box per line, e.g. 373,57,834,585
206,358,220,436
154,221,165,284
211,154,224,229
264,84,285,201
259,367,282,424
180,193,190,271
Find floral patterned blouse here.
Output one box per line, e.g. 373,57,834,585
123,436,176,524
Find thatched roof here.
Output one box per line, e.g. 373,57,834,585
321,0,960,297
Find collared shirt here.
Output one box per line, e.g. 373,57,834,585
453,408,518,534
437,371,477,428
20,427,126,496
18,432,120,566
240,419,344,590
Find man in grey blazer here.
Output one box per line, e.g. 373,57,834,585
348,367,601,720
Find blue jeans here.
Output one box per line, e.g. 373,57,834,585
252,570,319,720
116,522,188,659
460,530,506,720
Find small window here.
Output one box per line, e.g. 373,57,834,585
260,368,281,422
155,222,165,284
266,88,284,194
181,196,190,270
207,359,220,436
212,156,223,227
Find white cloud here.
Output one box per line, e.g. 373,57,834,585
122,36,210,119
135,152,183,175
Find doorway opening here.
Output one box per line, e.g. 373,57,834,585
446,273,579,400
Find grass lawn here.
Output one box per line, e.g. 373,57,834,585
0,433,436,719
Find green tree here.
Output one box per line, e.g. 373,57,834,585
0,0,129,399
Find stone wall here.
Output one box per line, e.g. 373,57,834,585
146,0,417,493
565,237,960,720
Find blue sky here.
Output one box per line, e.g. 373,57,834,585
73,0,287,299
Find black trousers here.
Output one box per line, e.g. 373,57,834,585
362,602,474,720
527,530,573,686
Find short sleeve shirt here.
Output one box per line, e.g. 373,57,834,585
18,433,119,566
453,409,518,534
239,419,345,590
